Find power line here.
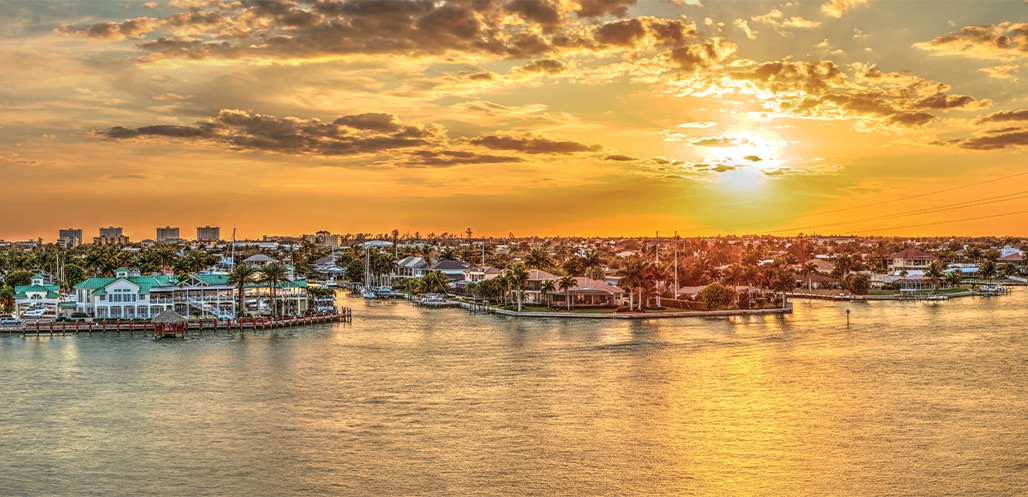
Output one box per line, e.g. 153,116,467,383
764,189,1028,234
679,170,1028,234
855,209,1028,234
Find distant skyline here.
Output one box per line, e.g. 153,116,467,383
1,0,1026,239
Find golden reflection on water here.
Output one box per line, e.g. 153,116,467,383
1,291,1027,496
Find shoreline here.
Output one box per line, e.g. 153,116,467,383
462,302,793,319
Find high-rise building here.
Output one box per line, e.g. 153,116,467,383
315,230,341,247
94,226,129,245
99,226,123,238
58,228,83,247
197,226,220,242
157,226,180,243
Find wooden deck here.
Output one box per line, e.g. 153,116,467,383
4,309,352,337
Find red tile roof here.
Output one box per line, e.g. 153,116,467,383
998,253,1024,262
888,247,939,261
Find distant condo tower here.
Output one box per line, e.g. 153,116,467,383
197,226,221,242
58,228,83,247
157,226,180,243
94,226,128,245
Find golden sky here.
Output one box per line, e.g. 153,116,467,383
1,0,1026,240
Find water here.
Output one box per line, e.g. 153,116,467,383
2,292,1027,496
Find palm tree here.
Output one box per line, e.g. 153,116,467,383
226,264,257,318
980,259,998,284
539,279,556,307
925,261,944,294
505,263,529,312
418,270,451,295
945,269,963,288
617,258,649,311
557,275,578,311
260,261,289,318
801,260,818,292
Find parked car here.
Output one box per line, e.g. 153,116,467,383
0,316,21,325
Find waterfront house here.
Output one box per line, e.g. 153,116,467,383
546,277,625,308
466,266,503,283
513,269,564,304
794,272,840,289
73,268,176,319
886,247,940,273
243,253,277,269
73,267,313,319
395,256,431,278
431,259,469,283
14,274,61,318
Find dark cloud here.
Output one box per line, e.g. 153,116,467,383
743,155,762,162
575,0,637,18
58,1,699,62
595,17,696,48
732,60,842,94
886,111,935,126
594,18,646,46
912,93,981,110
603,154,637,161
668,38,736,72
470,134,601,154
938,127,1028,150
976,109,1028,124
333,113,401,132
93,109,601,165
914,22,1028,60
407,150,524,166
690,136,750,147
516,58,568,74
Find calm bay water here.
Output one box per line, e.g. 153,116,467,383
2,291,1027,496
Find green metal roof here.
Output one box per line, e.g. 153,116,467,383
14,283,60,299
74,275,174,295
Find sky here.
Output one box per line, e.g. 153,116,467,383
1,0,1026,241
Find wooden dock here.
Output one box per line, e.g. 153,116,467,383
3,308,352,338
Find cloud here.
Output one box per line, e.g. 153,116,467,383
56,1,696,63
667,38,737,72
978,64,1020,79
733,19,756,40
913,22,1028,61
976,108,1028,123
937,127,1028,150
820,0,868,19
690,135,753,147
469,133,601,154
751,9,821,35
574,0,638,19
94,108,535,166
676,121,717,128
515,58,568,74
603,154,637,161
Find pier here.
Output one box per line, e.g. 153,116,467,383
2,308,352,337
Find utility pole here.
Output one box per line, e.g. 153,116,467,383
674,231,679,299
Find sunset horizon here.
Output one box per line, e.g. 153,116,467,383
2,0,1027,239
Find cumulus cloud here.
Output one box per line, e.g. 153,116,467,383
820,0,868,19
515,58,568,74
469,133,601,154
56,0,697,63
733,19,756,40
937,127,1028,150
976,108,1028,123
751,9,821,35
913,22,1028,61
93,109,557,166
